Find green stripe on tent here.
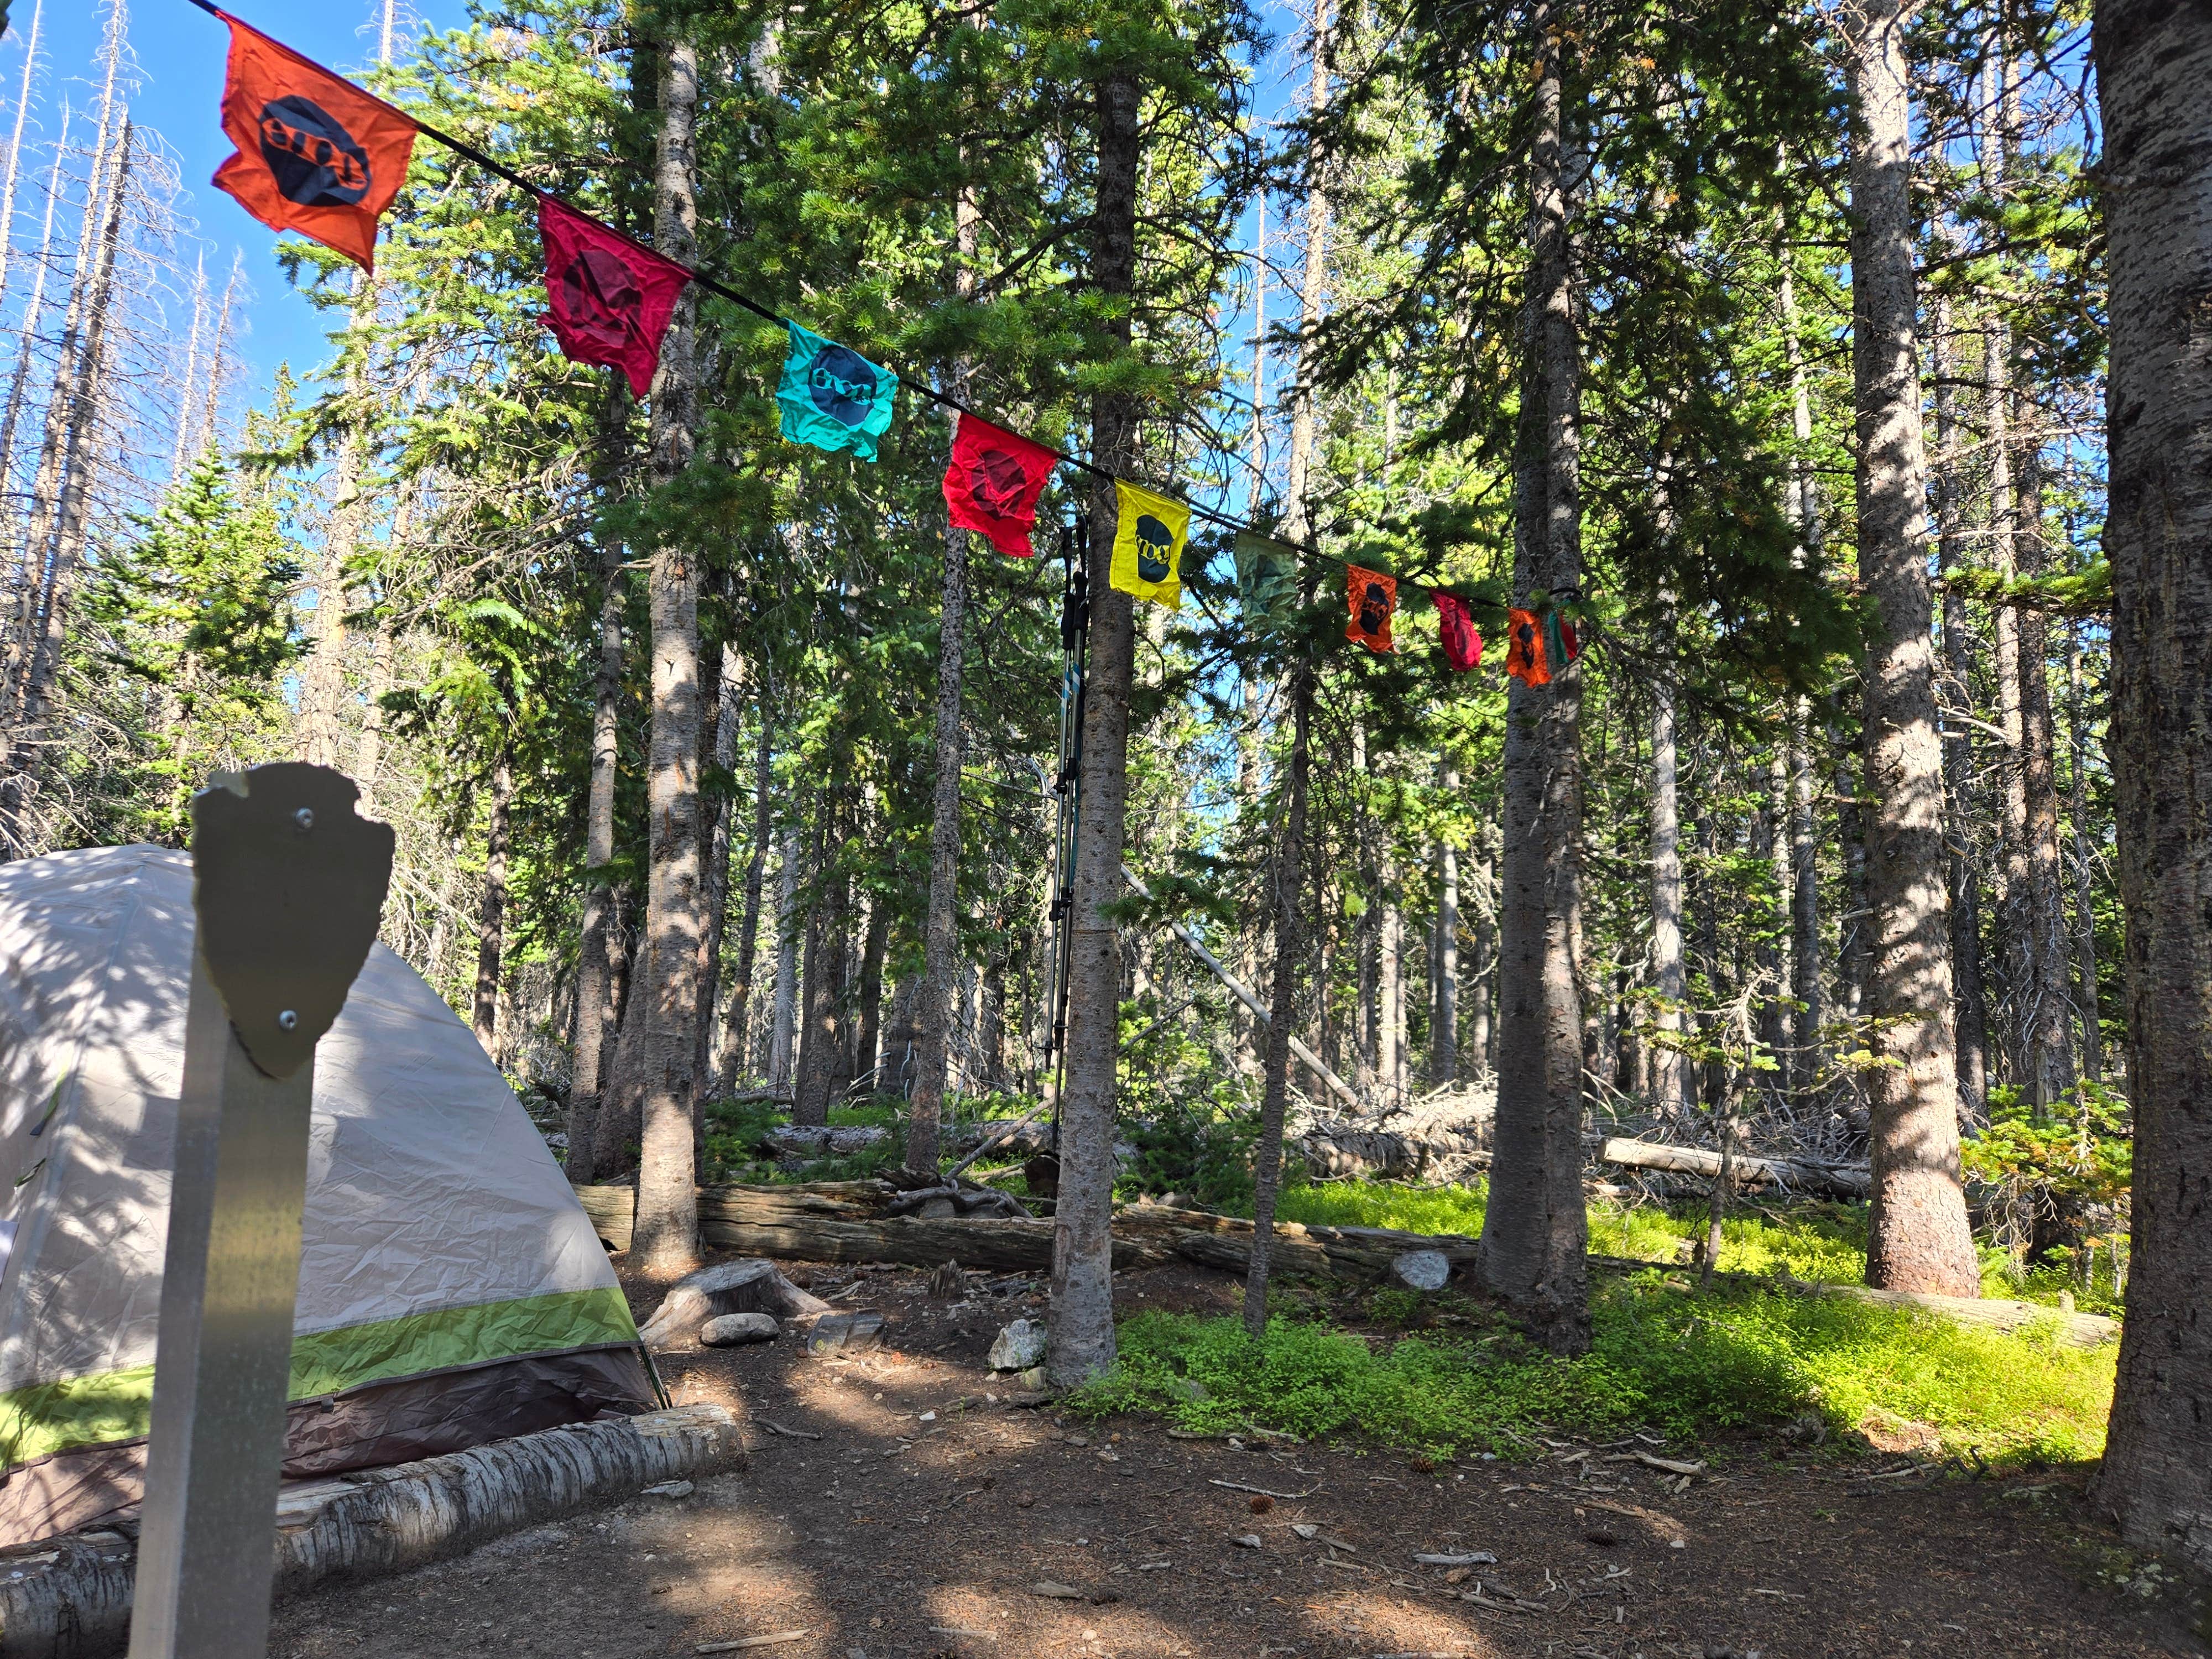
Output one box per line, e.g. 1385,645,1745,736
0,1285,638,1469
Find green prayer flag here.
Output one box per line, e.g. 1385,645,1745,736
778,322,897,461
1234,530,1298,634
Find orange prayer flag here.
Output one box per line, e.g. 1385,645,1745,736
212,14,419,272
1505,606,1551,687
1345,565,1397,653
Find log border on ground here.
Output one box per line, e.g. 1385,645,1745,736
0,1404,744,1659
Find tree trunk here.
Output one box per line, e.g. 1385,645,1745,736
4,116,129,735
2064,625,2100,1081
854,894,889,1093
2089,0,2212,1570
0,133,67,618
907,178,977,1171
2016,466,2076,1109
1379,872,1404,1107
695,640,733,1104
1932,296,1990,1124
1046,64,1141,1389
3,37,122,723
769,823,801,1089
1477,17,1590,1354
632,30,704,1279
1787,707,1824,1096
472,750,514,1057
1468,815,1498,1073
1246,665,1312,1339
1431,766,1459,1084
567,519,629,1182
1759,752,1793,1088
1649,646,1689,1119
1844,0,1979,1296
718,690,774,1093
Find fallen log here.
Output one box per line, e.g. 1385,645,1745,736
573,1183,2115,1348
1589,1137,1870,1199
0,1405,743,1659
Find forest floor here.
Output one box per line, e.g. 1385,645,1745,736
270,1257,2204,1659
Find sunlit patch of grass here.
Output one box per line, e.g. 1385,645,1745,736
1271,1180,2105,1312
1073,1275,2116,1467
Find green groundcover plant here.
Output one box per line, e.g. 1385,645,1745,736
1072,1279,2115,1467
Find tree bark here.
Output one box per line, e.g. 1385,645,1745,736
1649,641,1689,1119
854,891,889,1092
1468,815,1498,1073
567,517,629,1182
769,823,801,1089
2064,625,2100,1081
632,30,705,1278
1046,63,1141,1389
907,179,978,1173
1477,14,1590,1354
472,750,514,1057
718,689,775,1093
2089,0,2212,1571
695,639,733,1104
1844,0,1979,1296
3,116,129,734
1787,707,1824,1095
2015,464,2076,1109
1245,665,1312,1339
1431,766,1459,1084
1932,295,1990,1123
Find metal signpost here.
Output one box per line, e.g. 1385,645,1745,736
127,764,393,1659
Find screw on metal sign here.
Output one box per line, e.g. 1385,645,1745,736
128,764,393,1659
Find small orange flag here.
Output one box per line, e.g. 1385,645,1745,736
1505,607,1550,687
212,14,419,272
1345,565,1397,653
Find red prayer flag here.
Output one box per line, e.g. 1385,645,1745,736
943,414,1058,557
211,14,418,272
1505,606,1551,687
538,195,694,398
1434,592,1483,672
1345,565,1397,653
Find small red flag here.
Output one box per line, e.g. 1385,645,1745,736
1434,592,1483,672
1345,565,1397,653
538,195,694,398
943,414,1058,557
211,15,418,272
1505,606,1551,687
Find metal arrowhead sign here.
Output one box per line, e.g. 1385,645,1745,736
189,763,395,1079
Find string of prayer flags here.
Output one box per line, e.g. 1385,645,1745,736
1109,481,1188,610
944,414,1057,557
212,14,419,272
1505,607,1550,687
538,195,693,398
1233,530,1299,635
1345,565,1397,653
779,323,898,460
1434,592,1483,672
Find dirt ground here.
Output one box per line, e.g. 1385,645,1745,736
270,1256,2203,1659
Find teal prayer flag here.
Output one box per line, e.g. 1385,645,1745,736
777,322,898,461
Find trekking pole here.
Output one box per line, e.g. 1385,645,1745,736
128,763,393,1659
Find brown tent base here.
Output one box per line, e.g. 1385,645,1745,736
0,1345,654,1552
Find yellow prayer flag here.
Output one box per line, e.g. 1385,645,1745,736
1108,480,1188,610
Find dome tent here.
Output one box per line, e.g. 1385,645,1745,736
0,846,654,1548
